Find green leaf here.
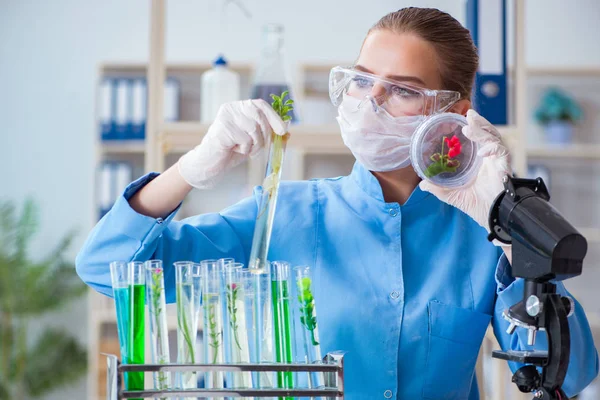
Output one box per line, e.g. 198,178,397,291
284,99,294,105
23,329,87,397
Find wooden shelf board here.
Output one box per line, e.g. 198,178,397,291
527,144,600,159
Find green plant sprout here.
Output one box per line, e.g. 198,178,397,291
256,91,293,220
248,91,294,272
176,285,195,364
226,283,242,351
150,269,168,396
424,135,462,178
207,303,221,364
297,277,319,346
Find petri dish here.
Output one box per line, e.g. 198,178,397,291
410,113,481,188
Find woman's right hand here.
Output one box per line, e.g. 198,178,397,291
178,99,287,189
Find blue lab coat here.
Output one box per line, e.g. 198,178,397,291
76,162,599,399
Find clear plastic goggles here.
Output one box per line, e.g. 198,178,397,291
329,66,461,118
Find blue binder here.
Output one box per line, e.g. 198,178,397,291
114,78,132,140
131,78,147,139
99,78,115,140
97,161,133,220
164,78,180,122
467,0,508,125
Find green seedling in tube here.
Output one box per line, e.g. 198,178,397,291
295,266,324,391
248,91,293,272
202,260,225,399
145,260,171,399
175,261,202,399
225,265,253,396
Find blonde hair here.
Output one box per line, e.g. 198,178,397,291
369,7,479,99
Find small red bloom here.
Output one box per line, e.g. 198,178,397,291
231,283,237,290
446,135,462,159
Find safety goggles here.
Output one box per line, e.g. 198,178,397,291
329,66,461,118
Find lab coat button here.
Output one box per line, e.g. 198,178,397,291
390,291,400,300
384,389,393,398
388,208,398,217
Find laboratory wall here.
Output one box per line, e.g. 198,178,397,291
0,1,599,399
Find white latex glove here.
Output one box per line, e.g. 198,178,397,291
178,99,287,189
420,109,512,237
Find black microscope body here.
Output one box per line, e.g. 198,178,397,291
487,175,588,400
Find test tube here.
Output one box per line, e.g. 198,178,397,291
294,266,324,390
248,124,291,272
110,261,134,390
249,262,275,390
224,264,252,393
144,260,171,395
202,260,225,396
271,261,295,399
129,261,146,397
174,261,202,397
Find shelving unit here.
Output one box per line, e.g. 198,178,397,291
87,1,599,399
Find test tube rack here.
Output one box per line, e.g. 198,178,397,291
105,352,345,399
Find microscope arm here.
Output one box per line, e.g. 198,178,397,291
492,275,599,397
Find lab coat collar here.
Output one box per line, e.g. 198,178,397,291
350,162,430,206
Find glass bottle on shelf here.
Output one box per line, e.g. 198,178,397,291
250,24,298,123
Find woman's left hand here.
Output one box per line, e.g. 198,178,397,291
420,109,511,232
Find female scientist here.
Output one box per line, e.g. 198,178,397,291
77,7,598,399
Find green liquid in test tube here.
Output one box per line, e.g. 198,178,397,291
271,261,294,400
110,261,145,400
129,262,146,398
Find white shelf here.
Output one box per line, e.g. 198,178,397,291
100,61,253,75
160,122,349,155
100,140,146,154
527,144,600,159
526,67,600,76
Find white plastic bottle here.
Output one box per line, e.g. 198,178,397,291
200,55,240,123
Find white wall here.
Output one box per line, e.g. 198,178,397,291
0,1,598,399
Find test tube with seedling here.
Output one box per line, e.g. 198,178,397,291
248,91,293,272
144,260,171,397
224,263,253,395
175,261,202,398
295,266,324,390
247,262,275,391
202,259,226,398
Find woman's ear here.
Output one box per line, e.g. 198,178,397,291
450,99,471,116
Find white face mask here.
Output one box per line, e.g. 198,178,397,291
336,95,425,172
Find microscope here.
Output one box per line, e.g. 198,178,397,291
487,175,588,400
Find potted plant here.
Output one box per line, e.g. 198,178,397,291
0,198,87,399
534,87,583,144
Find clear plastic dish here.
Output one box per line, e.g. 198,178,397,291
410,113,481,188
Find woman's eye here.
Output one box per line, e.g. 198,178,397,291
352,77,373,88
391,85,419,97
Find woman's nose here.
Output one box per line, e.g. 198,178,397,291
371,83,387,101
